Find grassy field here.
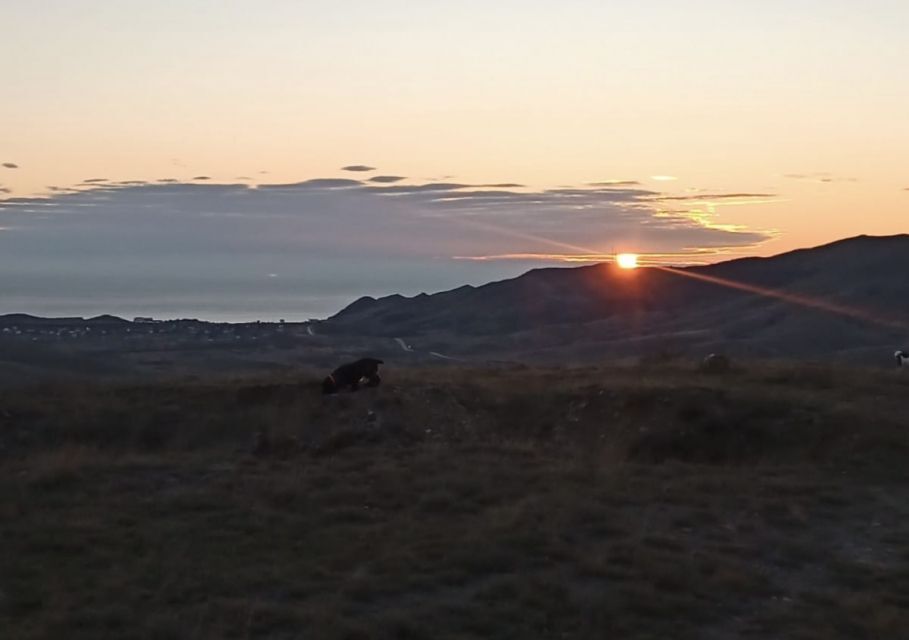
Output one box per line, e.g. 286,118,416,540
1,362,908,639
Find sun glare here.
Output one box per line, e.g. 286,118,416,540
616,253,639,270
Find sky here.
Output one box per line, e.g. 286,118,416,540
2,1,907,320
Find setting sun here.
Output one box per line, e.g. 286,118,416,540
616,253,639,270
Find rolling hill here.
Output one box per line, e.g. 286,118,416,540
322,235,909,363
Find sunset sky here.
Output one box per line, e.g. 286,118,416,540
2,1,907,319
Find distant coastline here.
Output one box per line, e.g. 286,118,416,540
0,313,321,326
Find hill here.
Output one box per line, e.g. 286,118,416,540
323,235,909,363
0,313,130,326
1,362,907,638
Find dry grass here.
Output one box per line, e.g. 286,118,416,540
1,361,908,639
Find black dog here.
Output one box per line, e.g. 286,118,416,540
322,358,384,394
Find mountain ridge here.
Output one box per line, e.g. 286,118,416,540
323,235,909,361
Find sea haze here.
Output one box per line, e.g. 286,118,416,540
0,258,550,322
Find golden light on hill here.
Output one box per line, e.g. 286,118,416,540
616,253,639,270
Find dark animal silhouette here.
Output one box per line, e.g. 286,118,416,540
323,358,384,394
700,353,731,374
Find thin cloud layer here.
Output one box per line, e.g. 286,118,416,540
589,180,640,187
656,193,777,201
369,175,407,183
258,178,363,190
341,165,376,172
0,175,771,257
784,173,856,184
0,174,773,313
2,163,19,169
454,249,722,266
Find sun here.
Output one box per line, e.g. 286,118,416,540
616,253,639,270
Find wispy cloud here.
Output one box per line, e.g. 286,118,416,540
341,165,376,172
370,182,468,194
784,173,856,184
454,249,723,265
82,178,109,184
258,178,363,190
193,176,211,181
2,163,19,169
656,193,777,201
588,180,640,187
368,175,406,183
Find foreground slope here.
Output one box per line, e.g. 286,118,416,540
2,362,908,639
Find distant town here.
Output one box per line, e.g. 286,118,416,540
0,314,319,349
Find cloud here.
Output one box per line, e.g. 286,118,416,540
2,163,18,169
453,249,721,265
0,187,9,194
544,186,653,198
656,193,777,201
0,174,772,314
258,178,363,190
0,175,769,254
367,182,469,194
588,180,640,187
157,178,179,183
479,183,525,188
784,173,856,184
82,178,109,184
193,176,211,181
368,175,407,184
341,165,376,172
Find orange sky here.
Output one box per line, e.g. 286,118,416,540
3,1,908,262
